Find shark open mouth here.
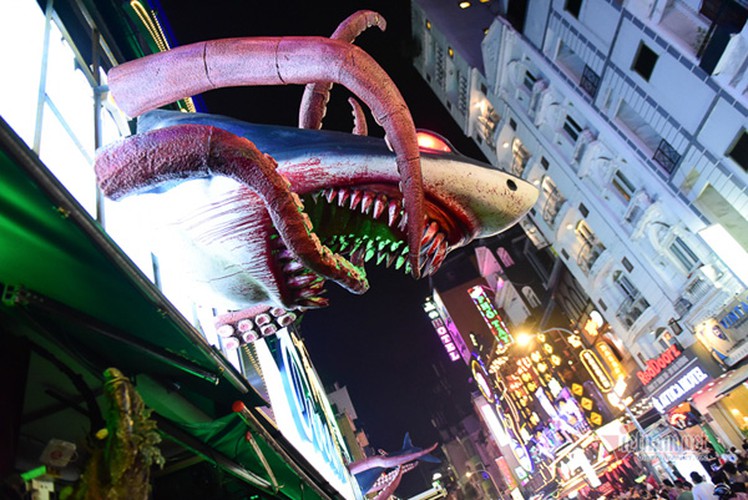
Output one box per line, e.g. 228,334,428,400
274,182,465,310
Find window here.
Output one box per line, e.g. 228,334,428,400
622,257,634,272
541,156,549,169
613,270,639,301
509,118,517,131
565,0,583,18
522,286,542,308
727,129,748,171
511,138,531,175
523,71,537,91
669,236,700,272
632,42,658,81
576,220,596,246
563,115,583,142
579,203,589,217
497,247,515,268
611,170,636,202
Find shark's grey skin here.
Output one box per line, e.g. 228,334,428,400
96,110,537,341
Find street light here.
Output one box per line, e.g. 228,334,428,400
465,467,501,500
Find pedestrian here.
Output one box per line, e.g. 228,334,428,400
676,480,695,500
691,471,717,500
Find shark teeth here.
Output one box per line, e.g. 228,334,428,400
271,187,453,312
312,186,453,277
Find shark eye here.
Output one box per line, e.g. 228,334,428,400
416,130,453,154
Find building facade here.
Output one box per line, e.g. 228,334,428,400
412,0,748,486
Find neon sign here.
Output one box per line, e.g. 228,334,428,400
423,299,460,362
596,342,624,380
637,344,682,385
255,330,360,498
651,366,709,412
580,349,614,393
472,357,496,403
468,286,513,347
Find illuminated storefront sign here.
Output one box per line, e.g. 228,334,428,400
468,285,513,348
472,357,497,403
651,366,709,412
423,299,460,362
595,342,624,381
580,349,614,393
255,329,361,499
718,295,748,330
637,344,682,385
495,457,517,489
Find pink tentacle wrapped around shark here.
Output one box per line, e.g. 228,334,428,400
107,34,425,276
96,124,366,294
298,10,386,131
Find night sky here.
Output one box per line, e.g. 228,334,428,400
155,0,483,492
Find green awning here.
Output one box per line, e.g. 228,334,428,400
0,117,344,499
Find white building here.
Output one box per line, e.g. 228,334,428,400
412,0,748,444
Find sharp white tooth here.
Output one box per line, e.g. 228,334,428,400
421,221,439,247
278,249,295,261
388,199,402,227
288,273,317,288
376,252,387,266
395,255,406,270
386,253,397,268
283,260,305,273
337,188,350,207
351,247,366,265
398,212,408,231
364,247,376,262
349,190,363,210
430,241,448,273
361,191,375,214
426,233,445,257
325,188,337,204
390,240,404,253
373,194,387,220
311,191,321,203
378,240,387,252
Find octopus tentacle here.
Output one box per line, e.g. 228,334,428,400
95,124,368,295
107,36,424,277
298,10,386,131
373,466,404,500
347,442,438,475
348,97,368,136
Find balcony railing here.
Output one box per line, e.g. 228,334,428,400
653,138,681,173
580,65,601,99
577,240,605,274
477,110,500,148
616,295,651,328
541,193,566,226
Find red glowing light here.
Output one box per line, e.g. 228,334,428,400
417,131,453,153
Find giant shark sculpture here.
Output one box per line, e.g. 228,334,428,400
94,10,538,345
349,433,440,498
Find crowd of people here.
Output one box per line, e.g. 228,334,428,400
610,444,748,500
